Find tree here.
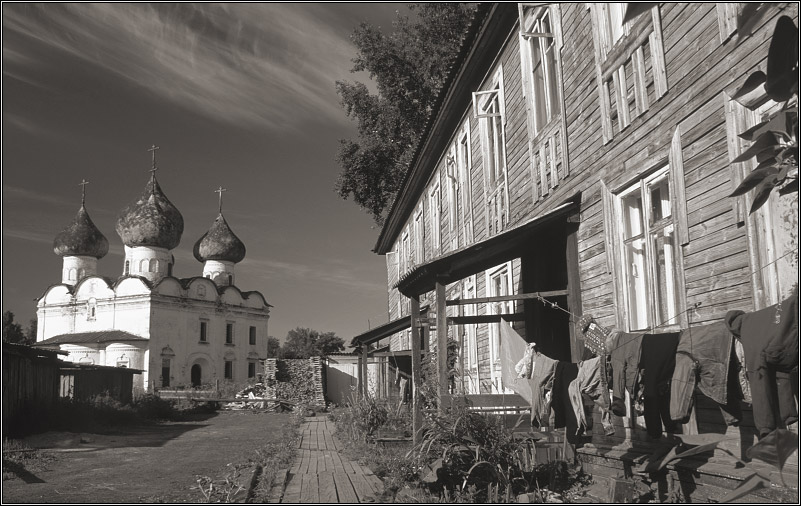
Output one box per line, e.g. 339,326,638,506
282,327,345,359
266,336,282,358
2,311,26,344
335,3,476,223
26,318,37,344
727,10,798,213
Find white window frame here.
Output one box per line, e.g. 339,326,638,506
429,180,441,255
462,275,478,394
413,206,424,264
615,167,683,331
446,146,459,251
474,67,509,237
400,229,410,275
519,4,560,136
457,123,474,245
486,262,513,393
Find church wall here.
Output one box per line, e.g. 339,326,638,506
147,296,269,389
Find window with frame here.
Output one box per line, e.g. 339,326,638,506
225,323,234,345
224,360,233,380
400,230,410,275
429,181,441,254
413,207,424,264
446,148,459,251
462,275,478,394
589,3,667,143
473,68,508,237
519,4,569,200
199,320,208,342
616,167,682,331
248,361,257,379
724,94,799,307
249,326,256,345
457,125,474,245
487,264,513,393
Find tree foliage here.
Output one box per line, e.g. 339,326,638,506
281,327,345,359
3,311,26,344
335,3,476,223
728,10,799,213
266,336,281,358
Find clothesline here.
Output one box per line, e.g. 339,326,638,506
529,292,702,357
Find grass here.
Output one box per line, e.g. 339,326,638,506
190,403,307,503
2,438,58,482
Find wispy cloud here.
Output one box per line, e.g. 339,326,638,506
242,256,386,293
2,4,362,132
2,185,75,208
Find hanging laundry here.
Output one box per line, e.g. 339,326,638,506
567,356,615,436
551,361,581,441
639,332,680,439
734,339,751,403
529,352,558,426
761,291,799,374
499,322,534,405
576,314,610,356
669,322,742,425
726,293,799,438
609,332,644,417
515,342,537,379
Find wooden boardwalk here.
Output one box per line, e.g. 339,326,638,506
280,417,383,503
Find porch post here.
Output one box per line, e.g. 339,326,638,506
410,295,423,446
436,279,448,413
361,344,369,397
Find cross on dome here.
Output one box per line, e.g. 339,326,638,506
214,186,228,213
148,144,160,175
79,179,89,205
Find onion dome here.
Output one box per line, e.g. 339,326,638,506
53,204,109,258
116,173,184,250
193,213,246,263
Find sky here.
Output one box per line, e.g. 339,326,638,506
2,3,405,343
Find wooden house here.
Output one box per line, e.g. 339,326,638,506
351,3,798,501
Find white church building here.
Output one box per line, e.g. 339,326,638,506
35,158,271,392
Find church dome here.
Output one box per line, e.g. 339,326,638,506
193,213,246,263
53,205,109,259
116,174,184,250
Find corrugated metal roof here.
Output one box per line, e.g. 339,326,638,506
34,330,148,346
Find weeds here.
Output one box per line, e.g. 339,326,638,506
2,438,58,482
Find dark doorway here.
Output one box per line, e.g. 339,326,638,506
191,364,202,387
161,359,170,387
520,220,581,362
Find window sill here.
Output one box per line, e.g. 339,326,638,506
225,343,235,347
198,341,209,345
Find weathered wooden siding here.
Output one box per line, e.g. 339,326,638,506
2,344,62,436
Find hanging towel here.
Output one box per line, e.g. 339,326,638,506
499,322,533,404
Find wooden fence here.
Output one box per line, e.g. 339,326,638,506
2,343,64,436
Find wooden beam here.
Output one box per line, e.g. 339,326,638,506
410,296,423,446
445,290,568,306
436,280,448,414
448,313,525,325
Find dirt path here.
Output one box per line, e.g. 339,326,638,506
3,411,288,503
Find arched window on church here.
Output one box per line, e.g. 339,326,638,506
149,259,158,273
87,298,97,321
140,259,149,272
69,268,77,281
168,263,173,276
124,260,130,275
78,268,85,280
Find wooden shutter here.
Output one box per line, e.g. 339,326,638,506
669,126,689,246
601,179,617,275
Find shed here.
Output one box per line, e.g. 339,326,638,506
3,342,66,436
59,363,143,405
